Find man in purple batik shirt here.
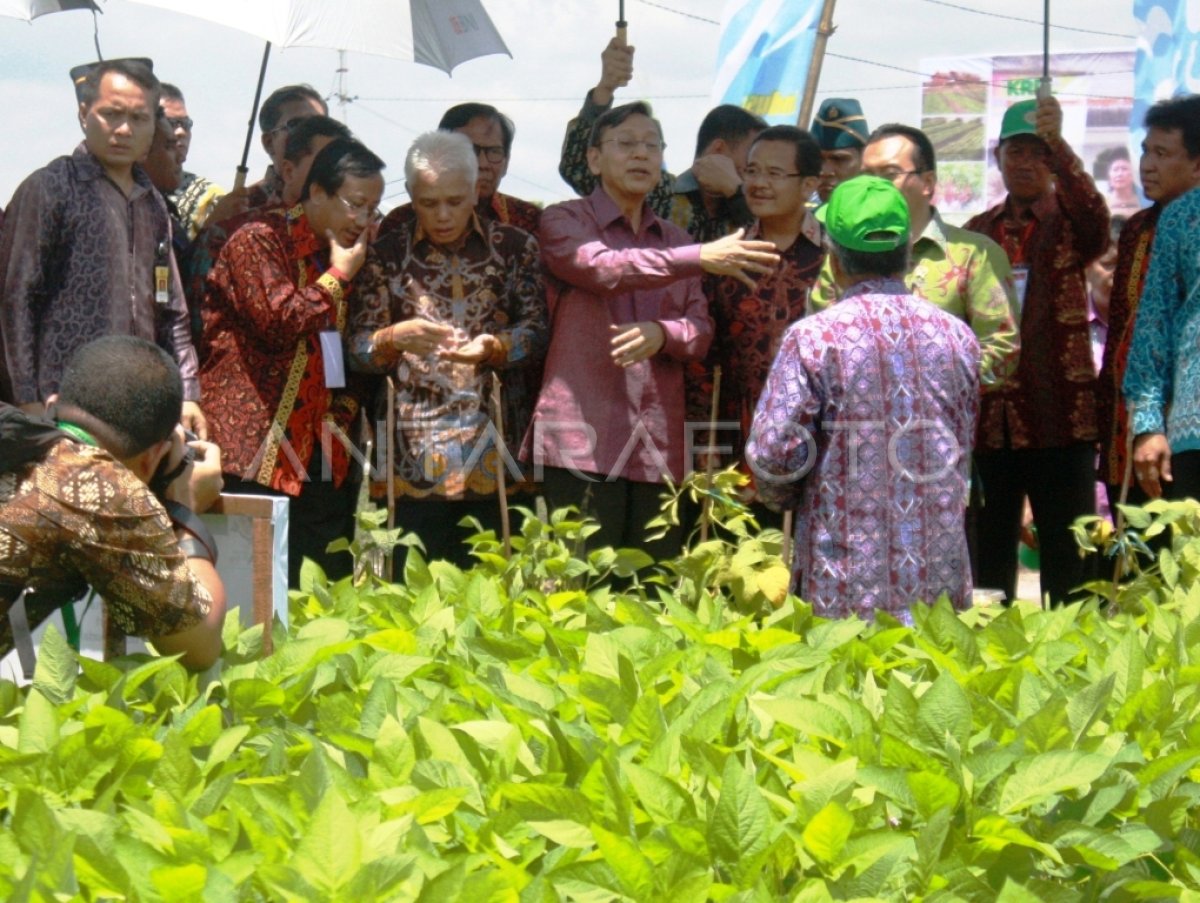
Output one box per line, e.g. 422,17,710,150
523,100,779,557
747,176,980,620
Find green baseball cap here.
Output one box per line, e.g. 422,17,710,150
999,99,1040,141
816,175,910,252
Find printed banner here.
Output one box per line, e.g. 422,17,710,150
711,0,823,125
919,50,1135,223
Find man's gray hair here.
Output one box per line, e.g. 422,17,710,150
405,130,478,191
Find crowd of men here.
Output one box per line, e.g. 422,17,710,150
2,39,1199,665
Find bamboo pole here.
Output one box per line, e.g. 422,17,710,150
699,366,722,545
796,0,839,129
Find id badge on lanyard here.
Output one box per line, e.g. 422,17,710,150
320,331,346,389
1011,265,1030,316
155,240,170,305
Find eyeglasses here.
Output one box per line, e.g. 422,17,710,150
335,194,379,222
267,117,305,136
165,115,193,132
600,137,666,154
744,166,805,182
472,143,507,164
862,168,924,182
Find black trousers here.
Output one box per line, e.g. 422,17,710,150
223,469,358,588
541,466,682,561
973,442,1097,606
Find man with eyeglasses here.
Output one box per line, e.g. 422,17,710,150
811,124,1020,391
159,83,251,242
378,103,541,241
183,116,352,343
558,37,765,243
200,138,386,586
689,125,825,528
524,101,779,557
245,84,329,211
965,94,1109,607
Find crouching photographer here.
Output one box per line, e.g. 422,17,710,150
0,336,227,671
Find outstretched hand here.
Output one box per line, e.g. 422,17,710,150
700,228,781,289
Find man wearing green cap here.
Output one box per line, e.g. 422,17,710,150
811,98,869,202
747,176,980,621
965,94,1109,606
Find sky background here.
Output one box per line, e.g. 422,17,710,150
0,0,1138,212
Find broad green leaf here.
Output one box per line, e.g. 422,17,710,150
915,671,972,754
592,822,654,899
801,801,854,866
293,790,361,895
999,750,1114,814
907,770,961,819
624,762,694,824
708,755,772,886
752,696,852,749
17,688,58,754
31,623,76,704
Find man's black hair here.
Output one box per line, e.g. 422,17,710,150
589,101,662,148
301,138,386,200
79,59,160,110
439,102,515,156
1144,94,1200,158
868,123,938,173
693,104,767,159
58,336,182,459
283,115,353,164
830,241,909,280
258,84,328,132
751,125,822,177
159,82,185,103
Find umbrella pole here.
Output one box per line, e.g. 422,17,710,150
616,0,627,43
234,41,273,192
1039,0,1051,97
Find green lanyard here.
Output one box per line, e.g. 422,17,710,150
53,420,97,650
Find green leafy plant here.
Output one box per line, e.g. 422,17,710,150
2,503,1200,899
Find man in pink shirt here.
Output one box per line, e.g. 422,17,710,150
524,101,779,556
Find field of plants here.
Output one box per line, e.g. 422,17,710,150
2,496,1200,901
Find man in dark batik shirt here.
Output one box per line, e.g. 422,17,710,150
0,58,205,437
558,37,764,243
353,130,548,567
689,125,826,518
966,94,1110,607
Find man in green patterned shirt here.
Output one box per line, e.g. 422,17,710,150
811,124,1020,390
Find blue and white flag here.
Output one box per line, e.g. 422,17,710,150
1132,1,1200,134
711,0,823,125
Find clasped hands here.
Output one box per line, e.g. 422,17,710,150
380,319,500,365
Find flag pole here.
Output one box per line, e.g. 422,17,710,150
796,0,839,129
1039,0,1051,97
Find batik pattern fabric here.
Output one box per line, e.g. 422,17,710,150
746,279,980,620
965,137,1109,450
0,145,200,404
811,209,1020,391
687,216,824,462
376,191,542,243
200,206,363,496
1125,189,1200,454
351,216,548,499
558,90,754,242
1098,205,1159,485
170,171,226,241
0,441,210,658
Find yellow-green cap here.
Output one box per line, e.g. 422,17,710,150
815,175,909,252
999,99,1040,141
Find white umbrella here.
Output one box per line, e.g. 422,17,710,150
0,0,95,21
123,0,511,186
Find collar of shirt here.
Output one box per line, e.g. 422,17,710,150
843,277,909,300
589,185,665,237
70,142,153,198
747,210,823,251
413,211,488,252
285,204,322,260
